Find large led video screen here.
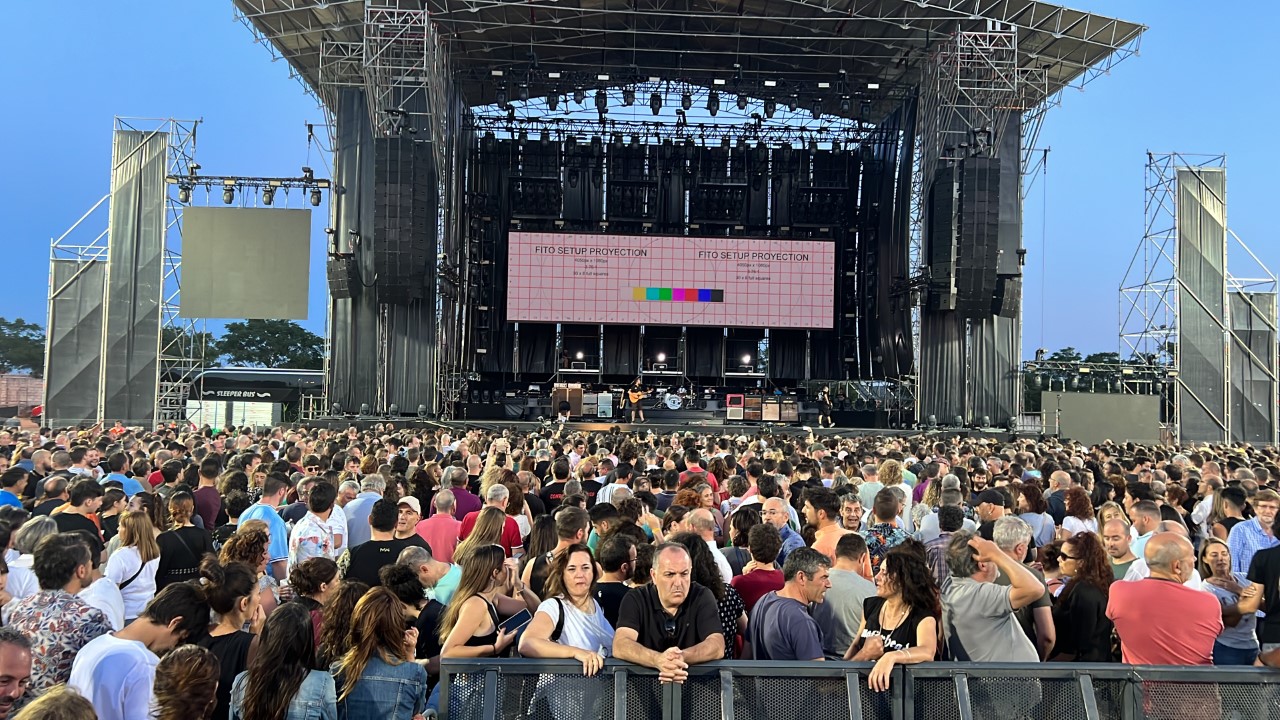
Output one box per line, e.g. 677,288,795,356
507,232,834,328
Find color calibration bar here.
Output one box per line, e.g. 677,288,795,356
632,287,725,302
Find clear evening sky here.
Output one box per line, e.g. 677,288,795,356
2,1,1275,359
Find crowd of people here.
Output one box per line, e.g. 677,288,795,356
0,421,1276,719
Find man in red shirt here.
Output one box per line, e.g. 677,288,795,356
679,449,719,494
415,490,462,563
731,523,785,613
458,483,524,558
1107,533,1221,665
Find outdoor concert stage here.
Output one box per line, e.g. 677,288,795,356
225,1,1144,437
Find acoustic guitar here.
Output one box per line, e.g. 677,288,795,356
627,388,650,404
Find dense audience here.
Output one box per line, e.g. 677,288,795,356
0,422,1277,718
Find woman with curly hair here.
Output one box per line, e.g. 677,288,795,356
1061,487,1098,537
153,644,221,720
288,557,341,648
220,525,279,617
318,580,369,667
845,542,939,691
1049,531,1113,662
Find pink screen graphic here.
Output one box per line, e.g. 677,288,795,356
506,232,834,328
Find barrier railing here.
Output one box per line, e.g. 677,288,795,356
441,659,1280,720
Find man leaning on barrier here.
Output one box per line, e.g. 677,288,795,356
612,542,724,684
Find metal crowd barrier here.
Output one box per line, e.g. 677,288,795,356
441,659,1280,720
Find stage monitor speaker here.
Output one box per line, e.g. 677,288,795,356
762,400,781,422
326,257,358,300
726,407,744,421
725,394,745,408
597,393,614,418
552,387,584,416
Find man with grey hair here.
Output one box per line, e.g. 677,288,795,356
915,484,977,543
857,464,883,509
443,465,483,518
459,482,524,558
336,479,360,509
992,516,1055,659
940,531,1042,662
416,489,461,564
398,544,461,606
1046,470,1072,525
343,473,386,549
748,547,832,661
688,509,733,584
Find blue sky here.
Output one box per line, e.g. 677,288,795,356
2,1,1276,359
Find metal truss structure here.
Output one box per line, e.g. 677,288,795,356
1119,152,1278,443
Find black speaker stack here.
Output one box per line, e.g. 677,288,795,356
373,137,434,304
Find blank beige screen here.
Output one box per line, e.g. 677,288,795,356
179,207,311,320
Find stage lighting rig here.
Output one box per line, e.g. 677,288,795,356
574,89,586,105
496,87,508,108
736,94,748,110
595,89,608,114
547,93,560,111
707,91,720,117
262,186,276,205
622,88,635,106
222,185,235,204
301,166,315,183
649,92,662,115
310,188,323,206
177,185,191,204
681,92,692,111
764,100,776,119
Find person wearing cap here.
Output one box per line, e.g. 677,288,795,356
392,495,431,551
973,489,1009,540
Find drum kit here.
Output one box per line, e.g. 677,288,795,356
648,386,700,410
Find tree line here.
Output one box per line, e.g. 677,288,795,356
0,318,324,377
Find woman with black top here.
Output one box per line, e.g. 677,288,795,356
1049,531,1113,662
288,557,341,649
98,488,126,543
156,491,215,590
845,543,939,691
196,558,263,720
1213,487,1248,541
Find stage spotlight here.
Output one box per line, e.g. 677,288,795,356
595,89,608,113
574,88,586,104
1069,376,1080,390
721,136,730,149
519,129,529,144
979,415,990,428
736,94,748,110
611,133,623,150
262,186,275,205
808,139,819,152
649,92,662,115
657,353,666,362
925,414,937,428
309,188,323,206
331,402,343,416
417,404,428,418
831,140,842,153
953,415,964,427
622,88,635,106
631,134,642,147
547,93,560,111
517,84,529,102
839,96,852,114
763,100,776,118
681,92,692,111
222,186,235,204
541,130,551,145
788,96,799,112
811,99,822,119
496,87,508,107
359,403,371,415
707,91,720,116
575,351,584,360
742,354,752,365
388,404,400,417
177,185,191,204
301,166,315,183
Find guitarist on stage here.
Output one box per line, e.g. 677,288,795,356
626,377,648,424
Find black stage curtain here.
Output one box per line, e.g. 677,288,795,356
478,325,515,373
686,328,723,377
769,330,806,380
519,324,556,375
810,330,842,380
603,326,639,376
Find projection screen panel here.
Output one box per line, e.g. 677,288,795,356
180,207,311,320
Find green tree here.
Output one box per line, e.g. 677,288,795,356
161,327,220,362
1047,347,1082,364
217,319,323,369
0,318,45,376
1083,351,1121,366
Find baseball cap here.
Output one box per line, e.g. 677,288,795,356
397,496,422,514
976,489,1005,506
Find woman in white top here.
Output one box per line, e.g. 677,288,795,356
519,543,613,720
1,516,57,622
104,510,161,622
1059,487,1099,538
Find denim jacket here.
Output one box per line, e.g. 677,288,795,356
230,669,337,720
332,656,428,720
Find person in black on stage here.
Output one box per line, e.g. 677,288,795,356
817,386,834,429
627,378,648,424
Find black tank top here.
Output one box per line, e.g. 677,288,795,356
463,597,501,649
1220,517,1245,535
198,630,255,720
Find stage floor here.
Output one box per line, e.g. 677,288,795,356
298,416,1028,441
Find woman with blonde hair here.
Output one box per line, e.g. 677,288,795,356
104,510,161,623
11,684,97,720
1096,500,1126,530
454,506,509,564
220,526,279,617
879,459,913,532
333,586,428,719
156,490,214,590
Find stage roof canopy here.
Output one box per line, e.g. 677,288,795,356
234,0,1144,112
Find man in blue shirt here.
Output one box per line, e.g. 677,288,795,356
99,453,146,497
343,474,387,549
1229,489,1280,574
749,547,831,661
0,468,25,508
239,474,291,580
763,498,805,565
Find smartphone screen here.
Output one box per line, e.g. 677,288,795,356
500,609,533,635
